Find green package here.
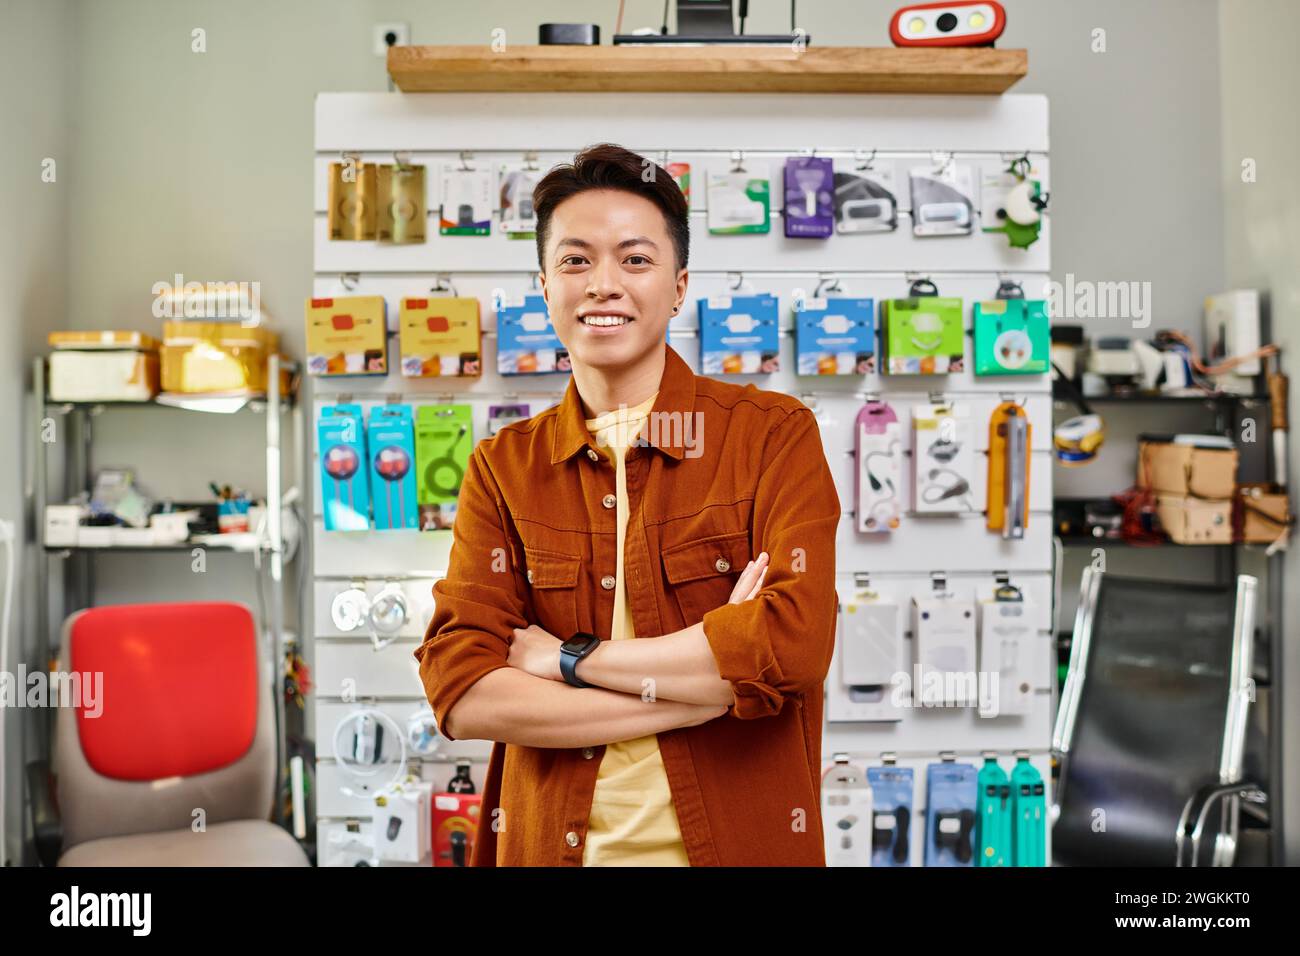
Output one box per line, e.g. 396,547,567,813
415,404,473,531
973,299,1050,375
880,297,965,374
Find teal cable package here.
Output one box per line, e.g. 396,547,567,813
1011,754,1047,866
976,755,1012,867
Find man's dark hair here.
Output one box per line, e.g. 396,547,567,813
533,143,690,273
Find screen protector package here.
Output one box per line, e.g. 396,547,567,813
698,293,780,374
707,167,770,234
833,160,898,233
783,156,834,239
910,163,976,237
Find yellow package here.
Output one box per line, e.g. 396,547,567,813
160,321,278,394
399,297,482,378
305,296,388,376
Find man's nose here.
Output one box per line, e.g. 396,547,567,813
586,259,624,298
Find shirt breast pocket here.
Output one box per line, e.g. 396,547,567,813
523,547,582,638
660,530,752,626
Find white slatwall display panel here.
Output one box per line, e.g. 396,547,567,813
312,92,1054,863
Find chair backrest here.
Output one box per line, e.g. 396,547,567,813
54,602,275,849
1052,568,1256,866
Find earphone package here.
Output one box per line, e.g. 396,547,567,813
924,762,979,867
415,404,473,531
795,296,875,375
698,293,780,374
972,299,1050,375
880,297,965,374
706,166,771,234
318,403,371,532
367,404,419,531
783,156,834,239
866,766,914,867
855,401,901,533
912,403,975,514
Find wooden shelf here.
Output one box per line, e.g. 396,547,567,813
387,45,1027,95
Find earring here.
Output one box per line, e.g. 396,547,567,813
672,306,679,313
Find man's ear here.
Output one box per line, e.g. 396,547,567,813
537,270,549,304
674,268,689,312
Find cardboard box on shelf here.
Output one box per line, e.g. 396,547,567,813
1156,495,1233,545
1138,439,1238,500
1237,485,1292,545
160,321,280,394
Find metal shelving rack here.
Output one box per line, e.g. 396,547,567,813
1050,385,1287,864
28,354,302,831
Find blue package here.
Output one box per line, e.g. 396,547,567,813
924,762,979,867
795,296,875,375
784,156,834,239
698,293,780,375
866,766,915,867
318,404,371,531
367,404,419,530
496,293,568,375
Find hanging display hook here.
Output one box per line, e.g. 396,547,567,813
813,273,842,298
431,275,459,296
458,151,474,171
339,273,360,291
730,150,746,173
729,272,746,291
853,148,877,171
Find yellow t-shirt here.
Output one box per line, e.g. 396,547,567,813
581,390,690,866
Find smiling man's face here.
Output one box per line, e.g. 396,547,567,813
539,188,687,372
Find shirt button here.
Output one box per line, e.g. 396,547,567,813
601,575,616,590
527,569,534,584
566,831,580,847
602,493,616,509
714,557,731,573
582,747,594,759
586,448,599,462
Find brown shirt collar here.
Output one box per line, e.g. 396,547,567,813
550,343,697,465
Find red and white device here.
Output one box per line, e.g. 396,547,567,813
890,1,1006,47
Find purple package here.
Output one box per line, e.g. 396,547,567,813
784,156,834,239
488,403,530,436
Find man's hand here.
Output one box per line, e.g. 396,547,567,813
507,623,563,681
728,551,769,605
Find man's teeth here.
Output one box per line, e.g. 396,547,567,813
582,315,629,326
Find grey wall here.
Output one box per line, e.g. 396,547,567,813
1219,0,1299,865
0,0,75,868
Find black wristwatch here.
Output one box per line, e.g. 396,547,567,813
559,632,600,688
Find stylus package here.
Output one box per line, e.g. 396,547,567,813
832,159,898,233
399,296,482,378
795,296,875,375
866,766,914,867
976,756,1012,867
924,762,978,867
783,156,834,239
698,293,780,374
912,403,975,514
972,299,1050,375
305,296,388,377
1011,755,1048,867
318,404,371,531
707,166,771,234
977,587,1036,717
439,165,493,236
367,404,419,531
828,593,906,723
909,163,976,237
415,404,473,531
880,296,965,374
821,760,874,867
855,401,902,533
912,593,977,707
496,293,567,375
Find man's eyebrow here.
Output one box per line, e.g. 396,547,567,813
554,236,660,251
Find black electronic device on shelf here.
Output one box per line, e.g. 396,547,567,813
614,0,809,46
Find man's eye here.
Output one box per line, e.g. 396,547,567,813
561,256,588,266
625,255,650,265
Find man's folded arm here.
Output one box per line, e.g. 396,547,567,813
414,447,725,745
699,407,841,720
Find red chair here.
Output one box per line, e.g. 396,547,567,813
29,601,308,866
